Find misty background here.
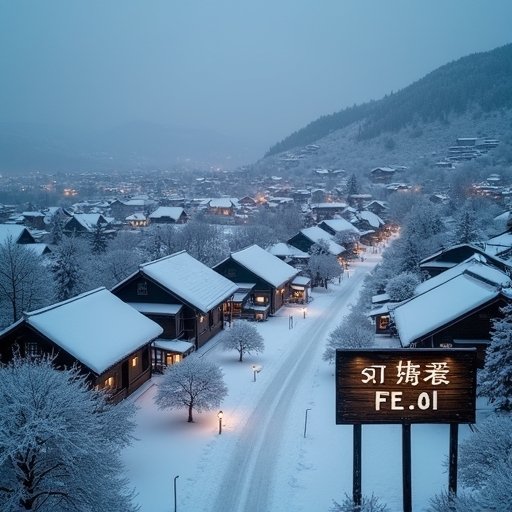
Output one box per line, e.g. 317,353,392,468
1,0,512,170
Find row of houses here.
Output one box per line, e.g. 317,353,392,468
0,244,308,401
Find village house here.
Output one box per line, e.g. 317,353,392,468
310,202,348,221
369,167,396,184
389,255,512,367
206,198,238,217
0,288,163,402
288,226,345,257
213,244,299,318
126,212,149,228
0,223,37,244
63,213,113,236
111,251,238,365
267,242,310,268
148,206,188,224
109,197,158,221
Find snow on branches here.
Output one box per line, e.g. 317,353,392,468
222,320,265,362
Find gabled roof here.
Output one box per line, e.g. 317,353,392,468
320,218,360,234
483,231,512,257
267,242,310,259
148,207,186,220
129,251,238,313
415,255,511,296
20,288,163,374
358,210,385,228
0,224,34,244
392,273,504,347
66,213,109,231
228,244,298,288
299,226,345,256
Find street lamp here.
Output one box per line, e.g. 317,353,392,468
303,307,307,319
304,408,312,438
218,410,223,435
173,475,179,512
252,364,257,382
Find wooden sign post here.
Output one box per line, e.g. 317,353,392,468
336,348,477,511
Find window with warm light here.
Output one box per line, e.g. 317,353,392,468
104,376,115,389
255,296,265,303
131,356,138,368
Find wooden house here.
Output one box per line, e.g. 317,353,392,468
148,206,188,224
213,244,299,316
207,198,237,217
311,202,348,221
63,213,112,235
369,167,396,184
0,224,36,245
419,243,512,278
112,251,238,355
288,226,345,256
0,288,163,402
391,262,512,367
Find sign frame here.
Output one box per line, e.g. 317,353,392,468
335,348,477,425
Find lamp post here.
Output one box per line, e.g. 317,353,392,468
218,410,223,435
303,307,307,319
173,475,179,512
304,408,311,438
252,364,257,382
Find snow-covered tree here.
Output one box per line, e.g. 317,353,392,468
323,308,374,363
154,356,228,423
308,242,342,288
222,321,265,362
479,303,512,410
51,236,88,301
331,493,389,512
427,490,480,512
0,356,138,511
384,272,420,301
347,174,359,196
177,221,229,267
90,223,108,255
0,237,53,326
94,249,143,289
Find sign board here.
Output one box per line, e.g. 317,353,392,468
336,349,477,424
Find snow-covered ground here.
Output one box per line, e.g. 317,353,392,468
122,250,487,512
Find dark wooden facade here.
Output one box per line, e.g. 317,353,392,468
112,274,225,349
214,259,290,315
405,297,504,367
0,322,151,403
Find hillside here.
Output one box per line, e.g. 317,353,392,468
265,43,512,160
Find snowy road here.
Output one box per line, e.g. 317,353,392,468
211,267,368,512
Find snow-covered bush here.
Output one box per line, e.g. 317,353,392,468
323,308,374,364
154,356,228,422
331,493,389,512
0,356,137,511
384,272,420,301
427,490,481,512
222,321,265,362
479,303,512,410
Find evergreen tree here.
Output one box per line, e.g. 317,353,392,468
479,302,512,410
347,174,359,196
452,206,483,244
90,223,108,255
52,237,87,301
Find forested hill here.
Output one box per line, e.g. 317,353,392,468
266,43,512,157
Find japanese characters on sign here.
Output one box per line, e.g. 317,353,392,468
335,349,477,424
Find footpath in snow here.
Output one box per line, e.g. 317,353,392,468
122,250,484,512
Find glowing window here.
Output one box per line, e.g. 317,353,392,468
255,296,265,304
131,356,138,368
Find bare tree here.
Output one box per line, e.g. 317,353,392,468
0,237,53,326
154,356,228,423
222,321,265,362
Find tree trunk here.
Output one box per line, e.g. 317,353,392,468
239,349,243,362
188,403,194,423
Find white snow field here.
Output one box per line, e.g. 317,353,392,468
122,250,484,512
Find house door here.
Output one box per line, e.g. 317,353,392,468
121,361,129,388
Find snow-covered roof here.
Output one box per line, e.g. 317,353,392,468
128,303,183,315
230,245,299,288
0,224,31,244
414,256,511,296
358,210,385,228
292,276,311,286
153,339,194,353
126,213,147,221
393,273,502,347
209,198,236,209
24,288,163,374
69,213,108,230
148,207,185,220
139,251,238,313
311,202,348,209
483,232,512,257
267,242,310,259
300,226,345,256
320,218,360,234
25,243,50,257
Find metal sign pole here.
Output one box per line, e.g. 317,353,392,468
448,423,459,496
353,424,362,507
402,423,412,512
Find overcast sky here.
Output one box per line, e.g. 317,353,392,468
1,0,512,159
